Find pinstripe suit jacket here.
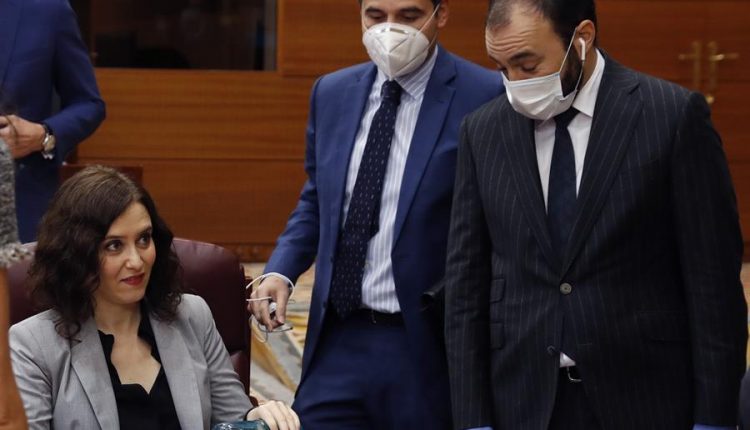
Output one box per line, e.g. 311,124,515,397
444,57,747,430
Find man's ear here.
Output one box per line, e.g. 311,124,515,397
575,19,597,59
436,0,450,29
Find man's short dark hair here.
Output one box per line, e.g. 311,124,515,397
487,0,597,46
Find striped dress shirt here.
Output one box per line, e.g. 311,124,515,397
341,47,439,313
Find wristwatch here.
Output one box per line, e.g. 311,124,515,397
41,123,56,160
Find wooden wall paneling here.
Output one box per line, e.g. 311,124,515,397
436,1,494,69
277,0,363,77
596,1,707,88
79,70,315,260
76,158,308,262
277,1,709,80
706,1,750,83
277,0,494,78
89,0,136,41
80,70,313,160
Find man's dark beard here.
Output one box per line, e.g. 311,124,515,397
561,46,583,97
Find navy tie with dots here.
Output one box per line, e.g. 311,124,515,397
547,108,579,256
329,80,403,320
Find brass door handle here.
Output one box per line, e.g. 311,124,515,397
705,41,740,105
678,41,702,91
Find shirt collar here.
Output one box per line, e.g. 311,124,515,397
572,48,605,118
375,45,439,100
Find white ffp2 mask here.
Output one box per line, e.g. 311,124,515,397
362,5,440,79
503,37,586,121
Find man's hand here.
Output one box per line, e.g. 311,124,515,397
246,400,300,430
247,276,291,331
0,115,45,159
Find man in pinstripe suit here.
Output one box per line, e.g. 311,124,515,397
444,1,747,429
248,1,504,428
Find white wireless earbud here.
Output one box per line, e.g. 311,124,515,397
579,38,586,62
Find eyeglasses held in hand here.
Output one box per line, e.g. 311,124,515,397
245,274,296,343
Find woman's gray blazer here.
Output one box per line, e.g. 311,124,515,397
10,294,252,429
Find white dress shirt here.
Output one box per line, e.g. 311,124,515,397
534,50,605,366
340,47,439,314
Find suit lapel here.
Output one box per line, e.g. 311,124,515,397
393,48,456,243
70,319,119,429
0,0,22,87
328,66,377,246
501,104,562,270
151,314,205,430
561,60,642,275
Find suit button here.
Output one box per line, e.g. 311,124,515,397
547,346,557,356
560,283,573,295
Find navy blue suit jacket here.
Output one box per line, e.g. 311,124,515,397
0,0,105,242
265,47,503,414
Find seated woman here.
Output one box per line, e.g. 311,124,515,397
0,139,30,430
9,166,299,430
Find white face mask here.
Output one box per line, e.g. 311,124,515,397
503,36,586,121
362,5,440,79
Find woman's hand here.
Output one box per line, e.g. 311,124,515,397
246,400,300,430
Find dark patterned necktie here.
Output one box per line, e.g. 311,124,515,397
329,80,403,320
547,108,579,255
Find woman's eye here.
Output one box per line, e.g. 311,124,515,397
521,65,537,73
138,233,152,247
104,240,122,252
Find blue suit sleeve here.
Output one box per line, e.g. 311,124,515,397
263,78,323,281
44,0,105,162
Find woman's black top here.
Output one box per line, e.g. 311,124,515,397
98,313,182,430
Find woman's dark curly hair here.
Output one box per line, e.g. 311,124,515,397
29,165,182,338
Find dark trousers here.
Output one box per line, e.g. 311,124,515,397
293,311,448,429
548,368,602,430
